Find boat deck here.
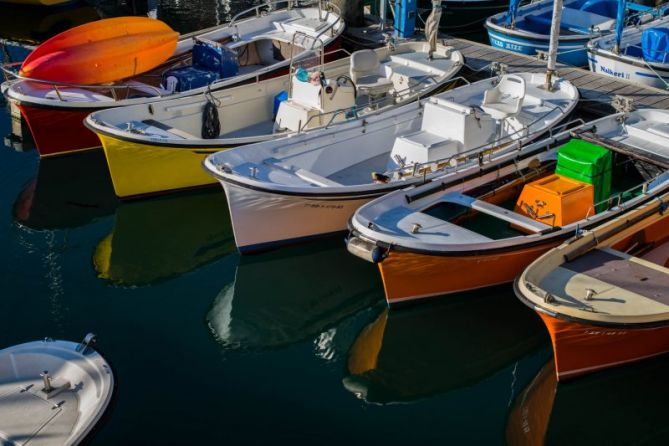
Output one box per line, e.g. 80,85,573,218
0,377,79,445
441,36,669,115
537,247,669,323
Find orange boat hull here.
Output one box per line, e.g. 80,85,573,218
20,16,178,84
379,243,559,304
539,313,669,381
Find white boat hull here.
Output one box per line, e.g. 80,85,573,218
223,181,372,252
588,50,669,90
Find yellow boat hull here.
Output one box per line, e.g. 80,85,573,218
99,134,224,199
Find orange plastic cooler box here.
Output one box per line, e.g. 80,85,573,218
515,174,594,227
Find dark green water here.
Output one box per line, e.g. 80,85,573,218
2,1,669,444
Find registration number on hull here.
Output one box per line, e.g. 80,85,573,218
490,37,525,52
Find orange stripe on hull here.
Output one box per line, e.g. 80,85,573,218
379,242,558,304
538,312,669,381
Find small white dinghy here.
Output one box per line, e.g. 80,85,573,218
204,72,579,253
0,334,114,446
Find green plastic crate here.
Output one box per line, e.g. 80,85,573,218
555,139,612,213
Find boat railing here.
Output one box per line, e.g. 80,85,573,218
388,102,583,181
0,62,169,100
583,180,655,220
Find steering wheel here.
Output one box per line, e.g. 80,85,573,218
335,75,357,99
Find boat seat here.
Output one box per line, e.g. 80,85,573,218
141,119,199,139
294,168,343,187
389,52,448,76
481,74,526,120
560,7,615,33
445,192,553,233
389,98,496,165
262,158,343,187
350,49,394,97
626,122,669,147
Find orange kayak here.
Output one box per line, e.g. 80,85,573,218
20,16,178,84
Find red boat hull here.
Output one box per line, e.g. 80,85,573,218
17,103,101,157
539,312,669,381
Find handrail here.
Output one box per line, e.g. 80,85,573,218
0,62,167,97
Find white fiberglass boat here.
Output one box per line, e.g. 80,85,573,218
204,72,579,253
84,41,464,198
0,334,114,445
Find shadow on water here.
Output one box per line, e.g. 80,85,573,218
13,150,118,230
342,289,549,405
207,238,383,350
507,355,669,446
93,189,235,286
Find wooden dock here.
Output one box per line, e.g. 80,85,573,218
442,36,669,116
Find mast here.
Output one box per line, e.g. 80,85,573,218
507,0,521,28
544,0,563,90
380,0,386,31
614,0,626,54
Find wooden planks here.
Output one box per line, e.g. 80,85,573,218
441,36,669,116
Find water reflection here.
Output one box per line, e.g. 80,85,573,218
0,2,99,45
507,356,669,445
13,150,118,230
94,0,244,32
93,190,234,285
343,291,548,404
207,239,382,350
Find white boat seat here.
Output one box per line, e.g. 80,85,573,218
625,121,669,147
398,130,456,151
350,49,394,97
481,74,526,120
294,168,343,187
445,192,553,233
142,119,199,139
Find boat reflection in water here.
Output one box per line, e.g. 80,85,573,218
93,190,234,286
207,239,382,350
343,291,547,404
506,357,669,445
13,150,118,230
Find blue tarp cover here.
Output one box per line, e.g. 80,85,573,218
642,27,669,63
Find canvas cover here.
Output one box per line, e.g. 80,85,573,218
642,27,669,63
